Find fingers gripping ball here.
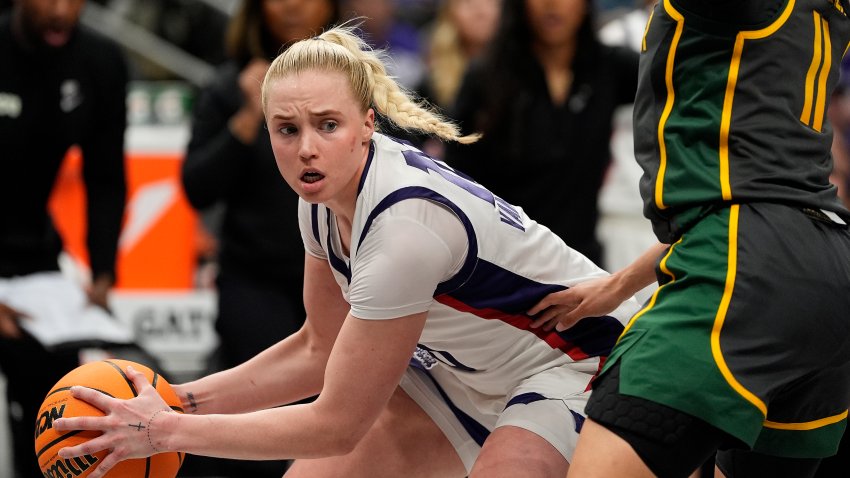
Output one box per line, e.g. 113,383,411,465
34,359,185,478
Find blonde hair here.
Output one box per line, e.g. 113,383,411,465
428,4,467,107
261,23,480,144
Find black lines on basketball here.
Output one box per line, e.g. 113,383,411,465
105,359,140,397
36,430,85,459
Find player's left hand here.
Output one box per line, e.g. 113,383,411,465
53,365,176,478
528,275,624,331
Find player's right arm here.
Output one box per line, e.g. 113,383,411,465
171,252,349,414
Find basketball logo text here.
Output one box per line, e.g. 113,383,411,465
42,454,99,478
34,404,65,440
413,347,438,370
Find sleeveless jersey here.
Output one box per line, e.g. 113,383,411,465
299,133,640,402
635,0,850,242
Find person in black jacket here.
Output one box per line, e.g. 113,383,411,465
180,1,339,476
445,0,638,265
0,1,128,476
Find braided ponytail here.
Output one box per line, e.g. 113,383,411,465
262,22,480,145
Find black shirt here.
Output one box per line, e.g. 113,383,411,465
635,0,850,241
445,45,639,264
0,14,127,279
182,61,304,292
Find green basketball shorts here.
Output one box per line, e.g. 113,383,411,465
600,202,850,458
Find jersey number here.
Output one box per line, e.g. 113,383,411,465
401,149,524,231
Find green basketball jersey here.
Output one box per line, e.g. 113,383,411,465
635,0,850,242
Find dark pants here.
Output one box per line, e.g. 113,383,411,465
0,333,80,478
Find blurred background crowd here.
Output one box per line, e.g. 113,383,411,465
1,0,849,477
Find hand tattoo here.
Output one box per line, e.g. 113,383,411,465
147,409,170,453
187,391,198,412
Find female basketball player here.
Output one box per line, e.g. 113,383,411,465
531,1,850,477
54,24,640,478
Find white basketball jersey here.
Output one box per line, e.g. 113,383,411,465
299,133,640,405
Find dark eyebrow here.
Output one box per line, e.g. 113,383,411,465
312,109,343,117
271,112,294,121
269,109,342,121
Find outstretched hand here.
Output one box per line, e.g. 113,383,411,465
0,302,29,339
54,365,176,478
528,275,628,331
86,275,113,312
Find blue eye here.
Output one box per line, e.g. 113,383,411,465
321,121,338,132
279,125,297,135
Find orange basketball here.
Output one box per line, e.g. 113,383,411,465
34,359,185,478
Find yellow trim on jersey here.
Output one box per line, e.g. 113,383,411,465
617,239,680,342
814,18,832,132
800,11,835,132
655,0,685,210
720,42,744,200
711,205,767,417
764,410,849,431
642,8,655,52
802,12,824,126
721,0,796,201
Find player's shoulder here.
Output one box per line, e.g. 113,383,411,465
0,13,13,53
298,197,328,245
0,12,10,35
370,133,423,172
373,132,415,154
674,0,788,26
70,27,128,89
298,197,325,220
75,25,125,62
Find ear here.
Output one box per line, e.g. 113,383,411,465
362,108,376,142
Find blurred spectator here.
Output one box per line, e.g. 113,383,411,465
180,0,339,475
111,0,230,81
596,0,637,15
150,0,230,66
396,0,441,29
595,0,656,302
414,0,501,158
422,0,500,108
807,43,850,478
446,0,639,265
0,0,128,476
342,0,426,89
829,61,850,210
831,113,850,209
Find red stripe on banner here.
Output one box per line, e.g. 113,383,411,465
435,294,589,361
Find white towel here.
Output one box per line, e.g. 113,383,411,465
0,272,134,349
